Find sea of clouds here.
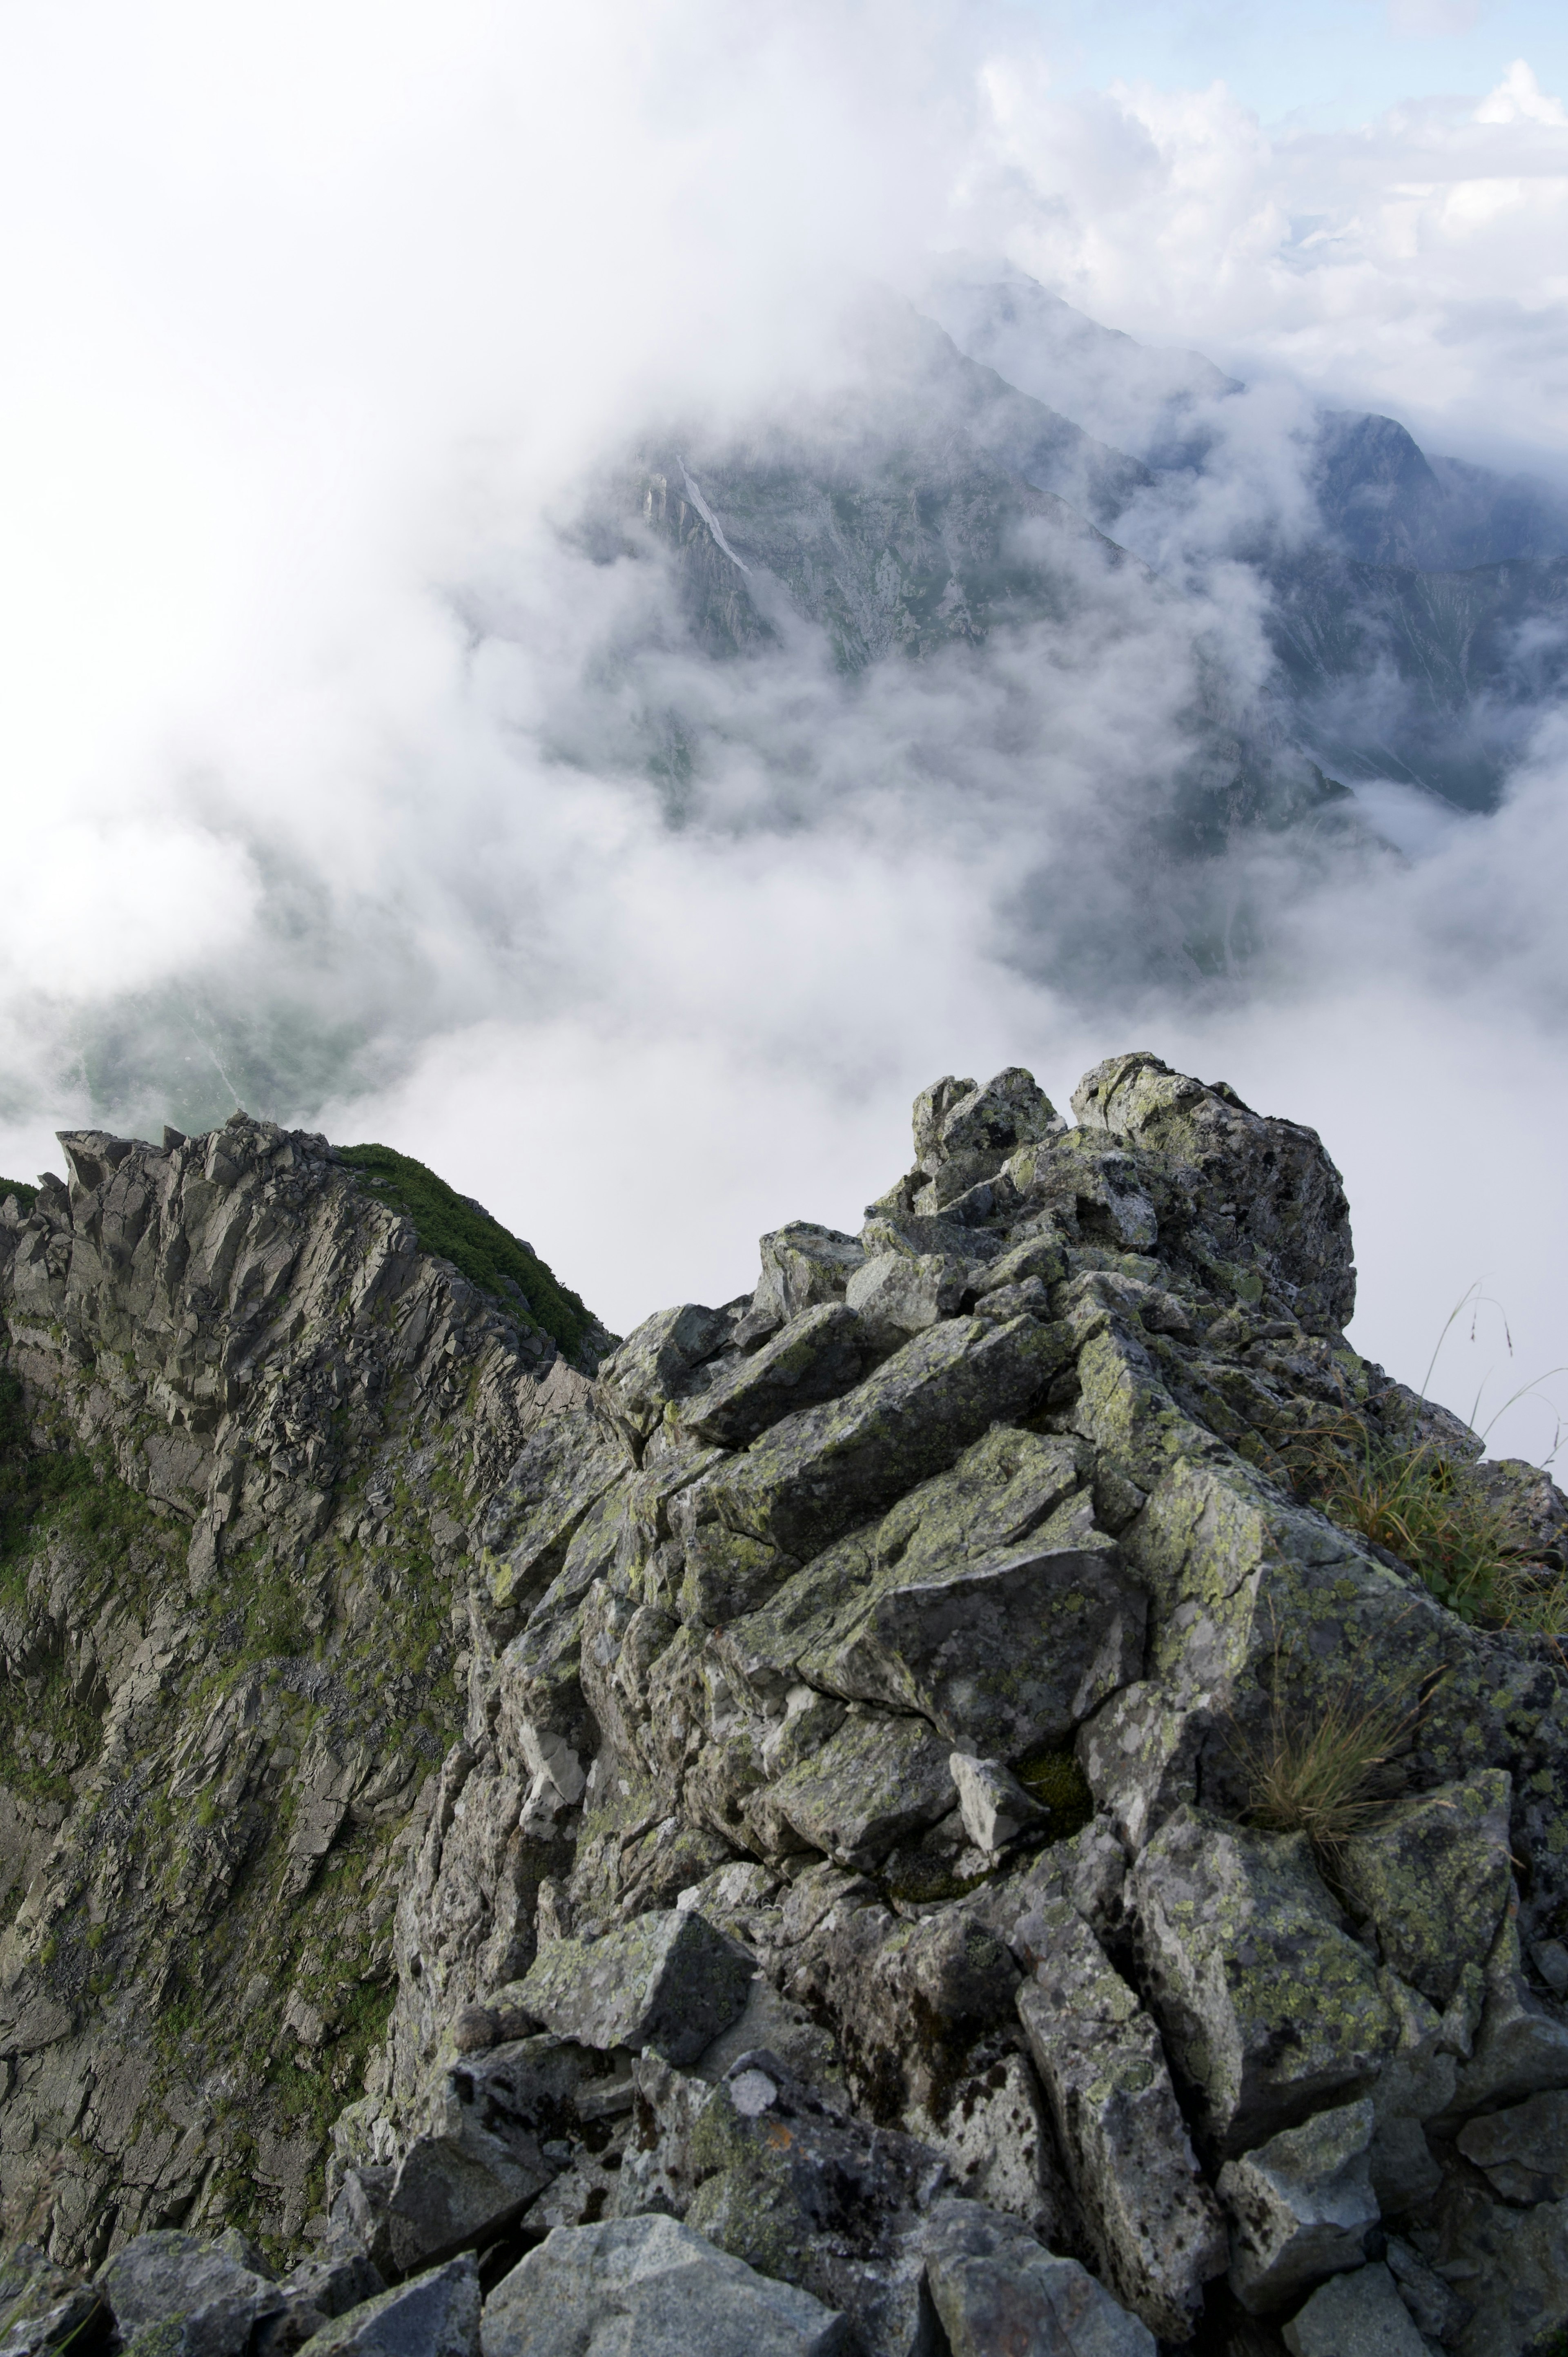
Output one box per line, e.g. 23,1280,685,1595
1,0,1565,1457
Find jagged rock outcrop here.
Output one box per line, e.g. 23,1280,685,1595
6,1059,1568,2355
0,1115,611,2259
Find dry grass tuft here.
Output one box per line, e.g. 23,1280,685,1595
1285,1417,1551,1630
1232,1630,1432,1869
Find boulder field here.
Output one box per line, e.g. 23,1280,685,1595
0,1056,1566,2354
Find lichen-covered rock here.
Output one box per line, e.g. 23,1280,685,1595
10,1056,1568,2357
947,1753,1049,1855
919,2197,1154,2357
94,2230,284,2357
1337,1770,1514,2009
1013,1898,1227,2338
1130,1810,1399,2157
1216,2098,1377,2314
766,1706,956,1869
481,2214,850,2357
682,2052,946,2357
515,1909,751,2066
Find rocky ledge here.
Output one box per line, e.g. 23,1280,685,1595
2,1057,1568,2356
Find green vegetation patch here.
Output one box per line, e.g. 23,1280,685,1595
0,1371,166,1594
0,1180,37,1215
337,1143,597,1358
1013,1743,1095,1841
1286,1417,1555,1629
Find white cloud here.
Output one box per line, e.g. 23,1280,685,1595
0,0,1566,1469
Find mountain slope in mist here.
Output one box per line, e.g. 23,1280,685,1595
926,262,1568,807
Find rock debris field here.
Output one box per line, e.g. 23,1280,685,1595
1,1055,1567,2354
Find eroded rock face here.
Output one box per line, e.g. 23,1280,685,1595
7,1058,1568,2357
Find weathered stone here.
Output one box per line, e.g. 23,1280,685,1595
768,1706,958,1869
596,1303,728,1438
1217,2098,1377,2315
0,2251,108,2357
1014,1898,1227,2339
920,2197,1154,2357
1069,1052,1354,1333
683,2052,945,2357
95,2233,282,2357
1382,2238,1470,2348
786,1898,1021,2126
481,2214,849,2357
1337,1770,1513,2008
949,1753,1049,1854
452,2006,500,2054
1131,1808,1399,2157
1438,1911,1568,2123
1281,2261,1429,2357
806,1534,1145,1760
516,1909,750,2065
1366,1971,1454,2219
695,1314,1072,1560
1413,2179,1568,2356
844,1254,967,1349
903,2047,1069,2242
755,1224,867,1327
680,1306,866,1449
0,2268,109,2357
385,2036,615,2272
295,2259,479,2357
1457,2087,1568,2204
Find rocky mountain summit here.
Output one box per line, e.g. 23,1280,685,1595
2,1059,1568,2355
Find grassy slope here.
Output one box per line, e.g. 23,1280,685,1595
337,1143,601,1360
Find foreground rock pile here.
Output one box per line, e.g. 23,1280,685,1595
4,1056,1568,2354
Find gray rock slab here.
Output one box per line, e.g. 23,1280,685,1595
1382,2238,1470,2348
1130,1808,1399,2157
516,1908,750,2065
1438,1913,1568,2124
1412,2178,1568,2357
1337,1770,1513,2009
845,1253,967,1349
806,1535,1145,1759
768,1705,958,1869
595,1304,728,1438
1015,1898,1226,2341
480,2215,849,2357
683,2052,947,2357
385,2036,614,2273
921,2199,1154,2357
96,2234,281,2357
0,2252,109,2357
697,1314,1072,1561
295,2259,479,2357
680,1304,866,1449
1457,2086,1568,2205
1217,2097,1377,2315
1281,2262,1429,2357
755,1224,867,1327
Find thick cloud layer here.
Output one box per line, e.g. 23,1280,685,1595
0,0,1564,1461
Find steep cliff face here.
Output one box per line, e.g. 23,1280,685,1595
0,1116,611,2261
4,1065,1568,2357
